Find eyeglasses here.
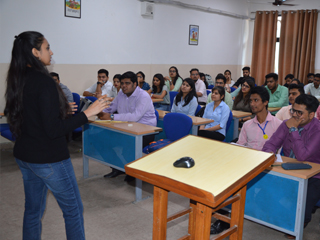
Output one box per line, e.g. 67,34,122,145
290,108,303,117
169,70,176,73
191,73,199,76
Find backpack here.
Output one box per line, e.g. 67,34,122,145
142,139,172,154
79,98,93,112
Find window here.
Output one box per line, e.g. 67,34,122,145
274,16,281,74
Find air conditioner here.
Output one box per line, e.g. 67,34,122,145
141,2,154,17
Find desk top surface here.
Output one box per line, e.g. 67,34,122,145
268,107,281,112
126,135,274,206
156,110,214,125
232,110,252,118
152,98,163,103
268,156,320,179
90,121,162,135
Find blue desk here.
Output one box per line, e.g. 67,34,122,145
82,121,162,202
226,156,320,239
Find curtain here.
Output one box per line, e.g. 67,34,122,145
251,11,278,86
278,10,318,85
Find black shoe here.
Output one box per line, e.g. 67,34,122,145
124,175,135,182
210,220,230,234
103,168,124,178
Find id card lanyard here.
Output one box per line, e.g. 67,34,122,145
258,121,269,139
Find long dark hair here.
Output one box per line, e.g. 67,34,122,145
169,66,181,85
152,73,165,93
174,78,197,106
4,31,69,138
234,78,255,107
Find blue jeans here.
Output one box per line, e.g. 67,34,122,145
16,158,85,240
154,103,170,111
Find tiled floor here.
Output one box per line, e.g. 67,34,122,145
0,141,319,239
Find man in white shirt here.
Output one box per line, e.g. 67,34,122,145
83,69,113,98
190,68,207,105
305,73,320,97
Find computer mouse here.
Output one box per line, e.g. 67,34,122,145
173,157,195,168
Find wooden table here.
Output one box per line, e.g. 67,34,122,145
152,98,164,103
0,113,4,119
231,110,252,139
82,121,162,202
126,135,275,239
237,156,320,240
156,110,213,135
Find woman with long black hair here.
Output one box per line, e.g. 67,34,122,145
4,31,108,240
164,66,183,92
171,78,198,116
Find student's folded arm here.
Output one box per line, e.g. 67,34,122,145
153,90,167,99
262,122,288,153
205,124,222,132
196,92,203,97
172,78,182,92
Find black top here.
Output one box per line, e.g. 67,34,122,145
14,68,88,163
233,76,256,88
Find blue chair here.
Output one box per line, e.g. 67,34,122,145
155,110,159,123
206,90,211,96
230,87,236,93
195,105,202,115
85,96,98,102
163,113,192,141
223,111,233,142
208,85,214,89
169,91,178,111
72,93,80,114
0,123,10,132
0,129,15,141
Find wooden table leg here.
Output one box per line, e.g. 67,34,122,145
188,200,197,240
194,202,212,240
153,186,169,240
229,185,247,240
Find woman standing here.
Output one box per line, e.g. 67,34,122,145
4,31,108,240
148,73,170,111
171,78,198,116
232,78,255,112
164,66,183,92
198,86,230,141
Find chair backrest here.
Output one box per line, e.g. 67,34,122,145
169,91,178,111
194,105,202,115
72,93,81,114
206,89,211,96
207,85,214,89
85,96,98,102
0,129,15,141
155,110,159,123
163,113,192,141
226,110,233,133
230,87,236,93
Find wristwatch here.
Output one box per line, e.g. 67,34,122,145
110,114,114,120
289,127,297,133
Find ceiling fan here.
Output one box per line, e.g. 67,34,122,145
248,0,297,7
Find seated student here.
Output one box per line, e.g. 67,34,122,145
99,71,157,179
305,73,320,97
199,72,209,89
171,78,198,116
276,84,305,121
83,69,113,98
237,86,282,150
232,78,255,112
232,66,255,89
207,74,233,110
164,66,183,92
262,94,320,239
291,79,301,85
224,69,235,89
198,86,230,141
317,105,320,121
306,73,315,84
265,73,289,108
137,71,150,91
107,74,121,98
283,74,294,88
50,72,74,103
148,73,170,111
230,76,255,99
190,68,207,105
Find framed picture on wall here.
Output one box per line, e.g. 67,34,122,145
189,25,199,45
65,0,81,18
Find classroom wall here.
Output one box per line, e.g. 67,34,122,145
0,0,251,114
245,0,320,76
